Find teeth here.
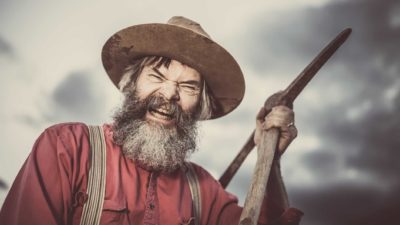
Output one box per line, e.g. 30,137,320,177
150,110,173,120
149,107,173,119
159,109,168,114
157,107,173,116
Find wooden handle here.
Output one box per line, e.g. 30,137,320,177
239,128,280,225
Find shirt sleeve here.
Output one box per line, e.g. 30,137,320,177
0,123,90,225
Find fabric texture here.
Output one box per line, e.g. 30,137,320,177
80,125,107,225
0,122,302,225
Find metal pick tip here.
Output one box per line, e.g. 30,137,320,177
344,28,352,35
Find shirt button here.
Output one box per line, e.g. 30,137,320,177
74,191,88,207
149,203,155,210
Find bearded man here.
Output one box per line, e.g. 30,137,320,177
0,17,302,225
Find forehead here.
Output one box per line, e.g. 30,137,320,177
144,59,202,81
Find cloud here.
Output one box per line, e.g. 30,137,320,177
243,0,400,74
295,0,400,185
0,179,7,190
339,92,400,183
52,72,100,114
290,183,400,225
16,70,114,128
233,0,400,224
301,150,340,177
0,35,14,57
47,71,110,122
240,0,400,113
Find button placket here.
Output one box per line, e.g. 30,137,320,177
144,172,160,225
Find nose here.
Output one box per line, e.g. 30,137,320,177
160,80,180,101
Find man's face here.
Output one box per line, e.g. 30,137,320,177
112,59,202,172
135,59,202,126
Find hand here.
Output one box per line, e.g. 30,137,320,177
254,105,297,157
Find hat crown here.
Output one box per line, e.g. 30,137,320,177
102,16,245,119
167,16,211,38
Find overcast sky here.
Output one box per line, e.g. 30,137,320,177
1,0,399,224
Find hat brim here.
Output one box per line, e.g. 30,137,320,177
102,23,245,119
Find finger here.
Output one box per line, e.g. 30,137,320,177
272,105,293,112
265,108,294,130
264,118,290,131
278,125,298,154
269,106,294,120
256,107,268,122
257,118,292,145
280,125,298,140
264,112,294,129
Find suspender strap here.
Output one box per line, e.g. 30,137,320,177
80,125,107,225
185,162,202,225
81,125,200,225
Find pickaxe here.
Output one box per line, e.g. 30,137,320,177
218,28,352,225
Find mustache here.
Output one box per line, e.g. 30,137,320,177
132,93,194,124
113,91,196,139
147,95,182,122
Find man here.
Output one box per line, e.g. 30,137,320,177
0,16,302,224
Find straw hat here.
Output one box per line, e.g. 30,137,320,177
102,16,245,119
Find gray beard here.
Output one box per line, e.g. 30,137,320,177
121,119,198,173
112,92,199,173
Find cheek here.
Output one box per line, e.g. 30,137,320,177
134,74,160,100
135,84,159,100
180,95,200,112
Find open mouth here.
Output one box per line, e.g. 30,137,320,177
149,107,174,119
146,105,176,125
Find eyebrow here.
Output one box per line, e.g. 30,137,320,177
152,68,167,79
151,67,201,87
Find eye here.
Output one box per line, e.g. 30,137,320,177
148,74,163,82
180,84,196,90
179,84,200,95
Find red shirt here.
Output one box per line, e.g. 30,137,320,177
0,123,302,225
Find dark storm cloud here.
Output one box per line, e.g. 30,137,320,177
53,72,97,113
0,178,7,190
342,92,400,179
0,35,14,57
245,0,400,75
301,150,340,177
239,0,400,224
295,0,400,183
48,71,105,122
0,0,11,13
17,71,108,127
244,0,400,182
290,184,400,225
243,0,400,109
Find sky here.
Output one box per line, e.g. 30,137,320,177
1,0,399,224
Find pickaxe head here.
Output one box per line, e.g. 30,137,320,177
264,28,352,112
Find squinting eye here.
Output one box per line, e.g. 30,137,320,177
180,85,196,90
148,74,163,82
179,85,200,95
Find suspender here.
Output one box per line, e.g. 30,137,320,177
185,162,202,225
82,125,201,225
80,125,107,225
